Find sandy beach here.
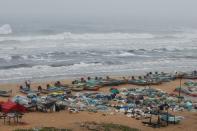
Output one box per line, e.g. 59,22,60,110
0,79,196,131
1,1,197,131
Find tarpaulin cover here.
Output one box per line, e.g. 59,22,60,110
1,101,26,113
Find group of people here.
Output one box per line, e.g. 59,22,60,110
71,76,112,84
20,80,31,90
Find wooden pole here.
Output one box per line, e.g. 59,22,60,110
167,108,169,126
179,76,182,103
157,109,160,127
149,114,152,124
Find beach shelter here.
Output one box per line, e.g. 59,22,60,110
1,101,26,113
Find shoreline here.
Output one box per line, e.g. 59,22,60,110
0,69,195,84
0,68,195,84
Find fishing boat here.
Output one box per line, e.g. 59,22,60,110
174,86,197,97
38,85,67,94
128,79,148,86
184,81,197,86
102,79,126,86
149,79,162,85
54,81,70,88
182,74,197,79
20,86,40,95
147,72,176,82
128,76,162,86
177,71,197,79
84,80,100,91
71,83,85,91
0,89,12,97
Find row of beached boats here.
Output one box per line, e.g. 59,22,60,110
0,70,197,97
70,71,184,91
16,73,175,93
19,82,71,95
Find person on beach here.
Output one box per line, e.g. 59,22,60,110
72,80,77,84
122,77,128,83
138,76,142,80
55,81,61,87
87,77,91,81
25,80,31,89
46,84,51,89
80,77,86,83
95,77,98,80
38,86,42,91
19,85,23,90
144,76,147,80
131,76,135,80
99,77,103,80
106,76,110,80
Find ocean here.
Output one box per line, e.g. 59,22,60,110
0,23,197,83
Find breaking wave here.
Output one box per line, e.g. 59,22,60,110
0,24,12,35
1,31,197,42
0,62,103,70
69,62,103,69
0,32,155,42
128,48,183,53
118,52,136,57
0,64,32,70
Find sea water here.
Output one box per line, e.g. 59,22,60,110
0,23,197,83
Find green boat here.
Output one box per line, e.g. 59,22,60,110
71,83,85,91
84,79,100,91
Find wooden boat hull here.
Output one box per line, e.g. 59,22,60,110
128,79,162,86
71,87,84,91
174,88,197,97
20,89,40,95
84,86,100,91
0,93,11,97
128,80,148,86
70,83,85,91
182,75,197,79
39,87,68,94
149,81,162,85
0,90,12,97
102,80,126,86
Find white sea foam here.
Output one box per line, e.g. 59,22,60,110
0,32,155,42
69,62,102,69
118,52,136,57
0,55,12,61
0,24,12,35
0,59,196,83
1,30,197,42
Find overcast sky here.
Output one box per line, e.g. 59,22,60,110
0,0,197,26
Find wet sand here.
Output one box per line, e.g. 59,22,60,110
0,79,197,131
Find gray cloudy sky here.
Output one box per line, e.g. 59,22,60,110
0,0,197,26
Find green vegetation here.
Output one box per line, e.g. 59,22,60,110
102,123,140,131
14,123,139,131
14,127,72,131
